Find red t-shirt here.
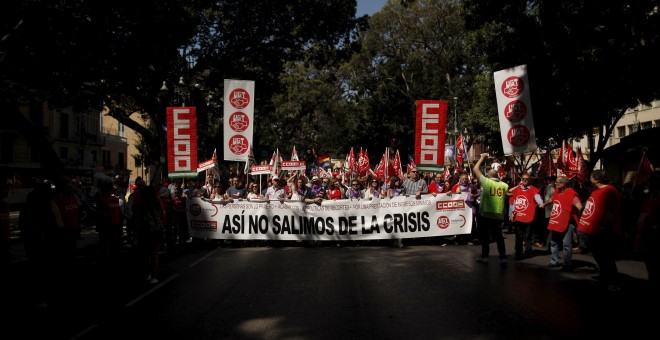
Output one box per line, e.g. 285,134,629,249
578,184,621,235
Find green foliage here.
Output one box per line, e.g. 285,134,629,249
462,0,660,166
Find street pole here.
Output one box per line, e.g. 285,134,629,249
453,97,458,166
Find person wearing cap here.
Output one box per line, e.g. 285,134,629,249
474,153,509,265
264,175,286,202
310,176,325,200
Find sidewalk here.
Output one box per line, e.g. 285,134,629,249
8,211,101,266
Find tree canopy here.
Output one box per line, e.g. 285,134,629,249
3,0,659,179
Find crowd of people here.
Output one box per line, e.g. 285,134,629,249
7,156,659,305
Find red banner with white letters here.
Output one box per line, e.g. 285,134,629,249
167,107,198,174
415,100,448,169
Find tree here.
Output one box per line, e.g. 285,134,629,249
340,0,474,161
185,0,360,158
462,0,660,169
1,0,204,181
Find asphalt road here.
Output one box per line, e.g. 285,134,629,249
3,226,655,340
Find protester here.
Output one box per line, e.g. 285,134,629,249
226,177,247,200
346,179,363,200
634,171,659,285
53,176,81,266
96,180,123,265
508,174,544,260
364,178,381,200
577,170,622,290
264,176,286,202
18,181,62,307
547,176,583,271
447,173,480,245
473,153,509,265
172,187,190,251
246,183,263,200
403,167,428,199
386,176,405,198
326,178,344,200
1,181,9,266
134,185,165,284
534,176,555,250
428,172,449,194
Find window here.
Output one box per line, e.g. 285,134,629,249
628,125,638,134
118,123,125,137
60,147,68,160
118,152,125,169
617,126,626,138
103,150,111,168
91,151,97,162
641,121,652,130
60,113,69,139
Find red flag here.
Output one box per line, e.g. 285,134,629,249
291,146,299,161
373,161,384,179
565,145,578,180
456,134,465,165
498,160,508,179
350,148,358,175
442,166,451,180
536,150,557,177
406,158,417,174
344,147,357,177
634,152,653,185
556,144,564,170
562,141,573,172
391,150,404,180
358,148,371,177
576,147,588,183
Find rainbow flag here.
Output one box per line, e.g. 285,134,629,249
317,153,331,167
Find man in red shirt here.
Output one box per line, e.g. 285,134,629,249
578,170,622,290
509,174,544,260
547,176,583,271
428,172,449,194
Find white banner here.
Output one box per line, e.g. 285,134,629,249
250,165,273,175
493,64,537,155
186,193,472,241
223,79,255,161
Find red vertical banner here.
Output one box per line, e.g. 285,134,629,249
167,107,198,174
415,100,448,169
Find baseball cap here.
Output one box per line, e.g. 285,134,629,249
312,176,319,181
272,175,279,181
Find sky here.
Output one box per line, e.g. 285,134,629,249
356,0,387,16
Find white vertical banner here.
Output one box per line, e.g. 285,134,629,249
493,64,537,156
223,79,255,161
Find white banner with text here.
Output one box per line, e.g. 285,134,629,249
187,193,472,241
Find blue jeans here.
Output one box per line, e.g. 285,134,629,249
550,223,574,266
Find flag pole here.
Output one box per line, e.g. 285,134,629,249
632,151,647,190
